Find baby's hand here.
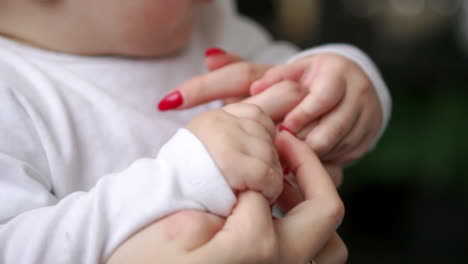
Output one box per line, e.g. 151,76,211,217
251,53,383,165
187,103,283,203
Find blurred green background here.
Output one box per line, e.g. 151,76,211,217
236,0,468,263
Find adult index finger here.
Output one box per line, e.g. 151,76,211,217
158,62,271,111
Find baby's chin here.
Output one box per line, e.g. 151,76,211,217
128,41,190,58
115,31,194,58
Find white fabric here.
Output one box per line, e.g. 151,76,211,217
0,0,391,263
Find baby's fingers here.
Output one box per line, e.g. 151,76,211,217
325,105,381,164
223,103,277,140
303,95,361,158
238,151,283,203
282,74,346,133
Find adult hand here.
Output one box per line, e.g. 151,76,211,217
107,131,347,264
157,49,307,123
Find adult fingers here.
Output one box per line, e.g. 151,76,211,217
274,132,345,263
191,191,278,264
243,80,307,122
204,48,243,71
314,233,349,264
282,73,346,133
161,210,226,251
276,177,304,213
276,131,342,207
158,62,271,111
276,163,342,215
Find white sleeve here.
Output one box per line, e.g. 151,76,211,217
0,88,236,264
209,1,391,144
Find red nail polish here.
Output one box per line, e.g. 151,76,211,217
279,125,297,137
158,91,183,111
283,166,290,175
205,47,226,57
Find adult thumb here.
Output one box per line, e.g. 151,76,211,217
191,191,277,264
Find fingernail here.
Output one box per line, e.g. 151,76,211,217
205,47,226,57
158,91,183,111
279,125,297,137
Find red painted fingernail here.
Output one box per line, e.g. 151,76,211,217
283,166,290,175
158,91,183,111
205,47,226,57
279,125,297,137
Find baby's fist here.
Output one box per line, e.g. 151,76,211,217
187,103,283,203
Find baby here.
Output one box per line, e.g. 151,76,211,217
0,0,390,263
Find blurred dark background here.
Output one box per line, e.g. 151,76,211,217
236,0,468,263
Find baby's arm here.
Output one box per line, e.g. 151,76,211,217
0,87,236,263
